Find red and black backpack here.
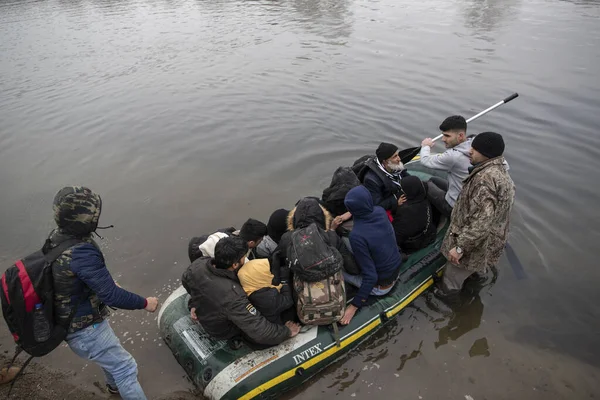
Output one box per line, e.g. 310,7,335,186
1,238,93,395
1,238,86,357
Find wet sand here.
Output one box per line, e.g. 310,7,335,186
0,353,199,400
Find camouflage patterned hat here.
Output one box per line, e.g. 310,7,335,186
53,186,102,236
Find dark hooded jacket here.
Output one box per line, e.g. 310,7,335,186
256,209,289,259
321,167,361,216
393,176,437,253
275,197,359,275
362,158,410,213
344,186,402,308
182,257,291,346
50,186,146,333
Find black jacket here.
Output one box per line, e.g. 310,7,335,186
321,166,360,216
248,284,294,325
363,158,410,213
392,176,436,253
181,257,290,346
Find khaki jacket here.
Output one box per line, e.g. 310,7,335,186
441,157,515,272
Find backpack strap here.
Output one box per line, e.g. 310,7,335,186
42,238,84,263
41,237,93,328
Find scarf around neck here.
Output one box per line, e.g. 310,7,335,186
375,157,403,187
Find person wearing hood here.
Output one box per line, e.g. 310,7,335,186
50,186,159,398
420,115,472,217
393,176,437,253
182,236,300,346
237,258,294,324
340,186,403,325
275,197,360,276
256,209,289,259
187,218,268,262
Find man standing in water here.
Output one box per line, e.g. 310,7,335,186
51,186,159,399
420,115,472,217
434,132,515,298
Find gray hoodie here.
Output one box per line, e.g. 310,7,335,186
419,139,473,207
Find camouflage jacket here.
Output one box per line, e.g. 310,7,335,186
50,230,108,332
441,157,515,272
51,230,147,332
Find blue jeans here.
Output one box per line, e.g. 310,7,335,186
342,271,395,296
66,320,147,400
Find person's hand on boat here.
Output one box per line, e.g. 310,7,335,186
145,297,159,312
285,321,300,337
190,307,198,321
340,304,358,325
397,194,407,206
448,247,463,264
421,138,434,147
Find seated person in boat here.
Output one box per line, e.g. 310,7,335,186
182,236,300,345
340,185,403,325
255,209,289,258
331,142,408,231
187,218,268,262
274,197,359,276
393,176,437,253
420,115,471,217
237,258,294,325
364,142,409,215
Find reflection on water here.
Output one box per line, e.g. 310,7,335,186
396,340,423,371
469,337,491,357
461,0,521,36
290,0,354,40
433,293,484,349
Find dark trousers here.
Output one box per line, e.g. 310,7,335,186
426,177,453,217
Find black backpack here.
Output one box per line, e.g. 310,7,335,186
1,238,89,393
287,223,343,282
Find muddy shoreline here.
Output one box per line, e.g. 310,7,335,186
0,354,199,400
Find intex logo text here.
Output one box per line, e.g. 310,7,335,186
292,343,323,365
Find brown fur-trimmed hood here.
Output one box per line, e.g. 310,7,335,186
286,198,332,231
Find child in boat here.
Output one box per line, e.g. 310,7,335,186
237,258,294,325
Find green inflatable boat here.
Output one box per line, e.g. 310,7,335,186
158,162,448,400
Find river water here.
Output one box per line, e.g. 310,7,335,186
1,0,599,398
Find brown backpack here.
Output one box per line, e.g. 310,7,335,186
288,223,346,339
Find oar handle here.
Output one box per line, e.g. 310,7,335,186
432,92,519,142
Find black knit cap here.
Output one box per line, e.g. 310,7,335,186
471,132,505,159
239,218,268,241
376,142,398,161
